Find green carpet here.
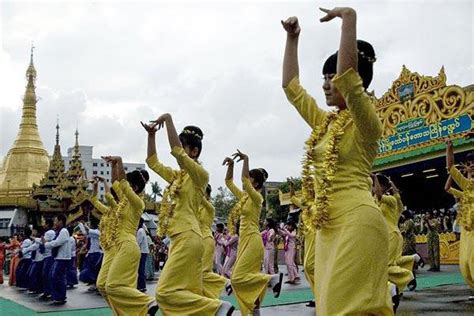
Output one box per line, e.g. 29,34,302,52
0,271,466,315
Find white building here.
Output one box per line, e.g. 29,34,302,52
62,145,145,200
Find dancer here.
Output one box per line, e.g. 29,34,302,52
282,7,393,314
224,151,283,316
16,227,33,290
79,219,103,291
421,211,441,272
373,174,423,293
220,226,239,279
214,223,226,275
66,226,78,288
143,114,233,315
0,238,5,284
278,222,299,284
445,139,473,296
288,180,315,307
43,215,70,305
27,228,45,294
261,218,276,275
90,175,121,309
6,234,21,286
400,211,417,256
39,219,56,300
100,155,157,316
200,184,228,299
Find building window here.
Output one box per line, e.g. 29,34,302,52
100,171,104,175
0,218,10,228
107,163,109,167
100,187,104,191
106,179,109,182
106,171,110,175
93,171,98,175
93,163,98,167
101,163,104,167
124,167,128,171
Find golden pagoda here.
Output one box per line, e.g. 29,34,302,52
0,47,50,198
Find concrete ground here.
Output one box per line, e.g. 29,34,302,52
0,264,473,315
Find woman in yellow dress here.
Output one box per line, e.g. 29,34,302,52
282,7,393,315
224,152,283,316
445,139,474,297
288,180,315,308
373,175,424,294
142,114,234,316
101,156,158,316
88,175,121,311
200,184,229,299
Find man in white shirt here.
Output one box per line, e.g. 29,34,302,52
43,215,71,305
26,228,45,294
15,227,33,290
79,220,103,292
66,227,78,288
39,219,56,301
136,219,149,292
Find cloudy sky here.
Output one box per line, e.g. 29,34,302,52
0,0,472,193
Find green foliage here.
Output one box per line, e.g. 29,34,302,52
212,186,238,218
265,177,302,223
150,181,163,201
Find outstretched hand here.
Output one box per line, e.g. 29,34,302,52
231,149,248,162
149,113,171,130
319,7,356,23
281,16,301,36
101,156,122,164
222,157,234,167
141,121,158,134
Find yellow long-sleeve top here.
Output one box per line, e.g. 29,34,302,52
378,195,399,233
449,166,474,229
116,179,145,243
226,177,263,238
146,147,208,237
90,182,124,250
394,193,404,214
284,68,382,220
199,198,215,239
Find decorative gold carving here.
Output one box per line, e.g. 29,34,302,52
375,66,473,159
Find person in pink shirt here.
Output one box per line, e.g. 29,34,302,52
261,218,277,274
220,225,239,279
213,223,226,275
279,222,299,284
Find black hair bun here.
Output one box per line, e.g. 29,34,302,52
182,125,204,140
140,169,150,182
357,40,376,63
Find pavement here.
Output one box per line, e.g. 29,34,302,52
0,264,473,315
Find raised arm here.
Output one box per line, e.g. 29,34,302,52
388,177,400,195
150,113,181,152
281,16,327,129
320,7,358,75
102,156,126,182
233,151,263,205
223,157,244,199
372,174,383,201
281,16,300,87
445,138,455,171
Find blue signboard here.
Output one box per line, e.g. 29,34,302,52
378,114,472,154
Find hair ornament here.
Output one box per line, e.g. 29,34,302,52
358,50,377,64
182,129,203,140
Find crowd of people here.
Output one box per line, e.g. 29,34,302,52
0,5,473,316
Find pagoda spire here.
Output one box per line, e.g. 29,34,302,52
67,128,84,180
0,47,49,196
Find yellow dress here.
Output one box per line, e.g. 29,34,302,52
147,147,221,315
92,181,122,311
227,177,271,316
105,179,153,316
200,198,227,299
284,69,393,316
448,166,474,288
290,196,315,291
379,194,414,291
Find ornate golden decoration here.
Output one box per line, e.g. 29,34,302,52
375,66,473,159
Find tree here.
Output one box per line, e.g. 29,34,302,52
212,186,238,219
151,181,163,201
265,177,302,223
